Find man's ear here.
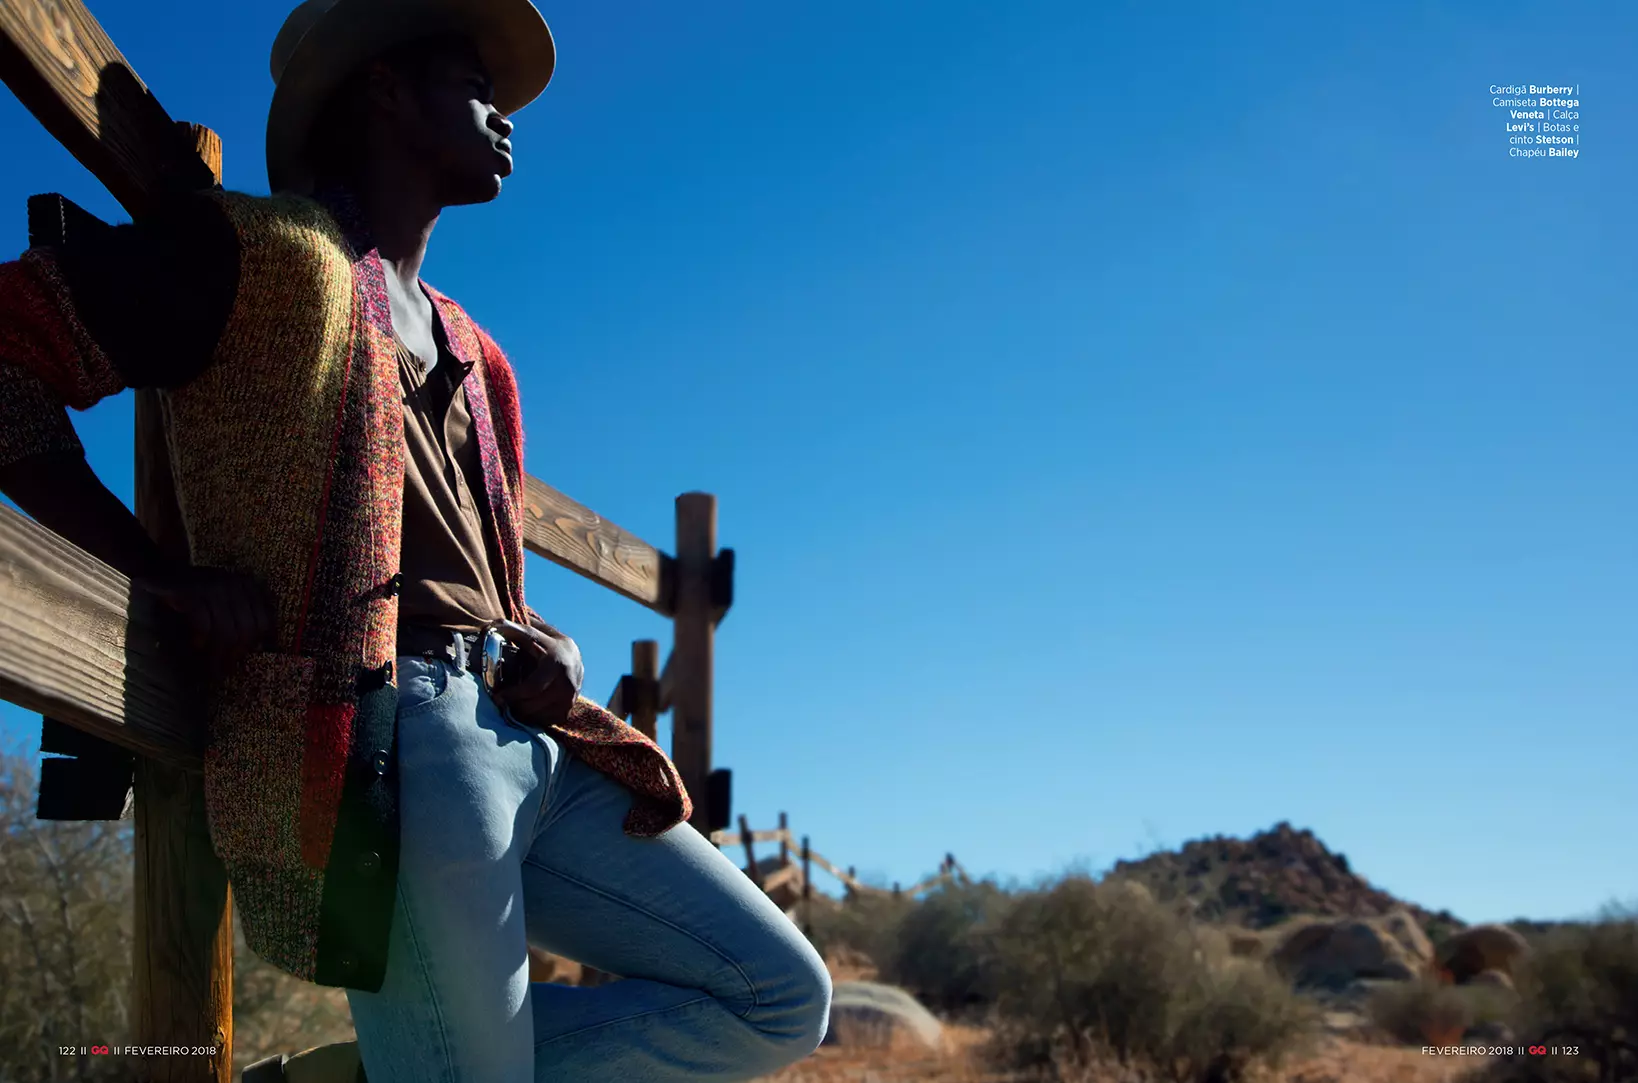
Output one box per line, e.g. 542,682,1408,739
362,59,411,120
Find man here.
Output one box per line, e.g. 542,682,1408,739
0,0,830,1079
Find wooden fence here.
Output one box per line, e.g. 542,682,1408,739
0,2,732,1079
713,813,972,932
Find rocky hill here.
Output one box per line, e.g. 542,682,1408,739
1106,821,1466,942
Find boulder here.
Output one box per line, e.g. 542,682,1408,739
1378,910,1435,964
1268,913,1433,989
1439,925,1529,984
1467,968,1516,993
821,981,944,1051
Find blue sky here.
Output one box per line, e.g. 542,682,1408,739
1,1,1634,925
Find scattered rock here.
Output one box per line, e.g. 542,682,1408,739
1439,925,1529,984
1464,1020,1516,1045
821,981,944,1051
1319,1010,1373,1040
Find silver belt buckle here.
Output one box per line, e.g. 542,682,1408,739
478,626,508,698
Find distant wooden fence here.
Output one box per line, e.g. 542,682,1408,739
715,812,972,932
0,3,732,1079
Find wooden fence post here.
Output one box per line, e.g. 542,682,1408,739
630,639,659,741
778,812,789,868
131,121,232,1083
800,835,812,937
672,493,715,831
738,814,761,886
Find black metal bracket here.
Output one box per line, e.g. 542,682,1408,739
711,548,734,626
610,673,660,721
706,768,732,834
27,192,112,249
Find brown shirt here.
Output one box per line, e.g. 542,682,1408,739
394,328,510,634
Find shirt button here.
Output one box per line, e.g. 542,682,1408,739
339,953,357,975
358,851,381,876
371,751,389,776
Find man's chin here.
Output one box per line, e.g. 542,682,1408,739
445,175,505,207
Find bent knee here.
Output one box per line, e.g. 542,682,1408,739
745,936,832,1065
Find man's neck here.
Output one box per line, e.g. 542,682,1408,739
350,163,442,293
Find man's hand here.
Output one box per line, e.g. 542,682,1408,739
134,564,277,677
485,617,585,729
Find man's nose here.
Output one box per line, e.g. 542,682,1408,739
489,111,514,139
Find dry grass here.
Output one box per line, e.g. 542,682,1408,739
758,1029,1492,1083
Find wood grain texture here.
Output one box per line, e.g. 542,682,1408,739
0,0,214,215
0,503,202,768
522,476,670,612
133,322,232,1083
132,759,232,1083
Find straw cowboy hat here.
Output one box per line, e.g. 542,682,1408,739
266,0,556,194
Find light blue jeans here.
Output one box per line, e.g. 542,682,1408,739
346,656,831,1082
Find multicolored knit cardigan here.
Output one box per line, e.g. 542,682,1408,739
0,188,690,990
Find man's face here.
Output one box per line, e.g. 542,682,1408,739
382,38,515,206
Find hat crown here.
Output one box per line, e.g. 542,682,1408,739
270,0,343,84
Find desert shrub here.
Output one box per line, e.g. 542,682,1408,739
1367,976,1512,1046
0,750,135,1083
800,888,915,971
0,747,357,1080
978,875,1316,1083
877,879,1013,1016
1464,909,1638,1083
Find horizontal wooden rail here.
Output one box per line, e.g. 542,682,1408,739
0,504,200,768
0,473,681,774
0,0,217,217
522,477,672,613
708,828,790,847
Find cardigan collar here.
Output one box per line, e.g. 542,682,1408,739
311,185,482,376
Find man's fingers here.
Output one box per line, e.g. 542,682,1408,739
504,686,575,726
512,659,562,700
484,619,537,649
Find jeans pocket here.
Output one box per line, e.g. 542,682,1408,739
397,657,453,718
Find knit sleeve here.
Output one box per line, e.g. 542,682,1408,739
0,360,83,468
0,191,239,473
46,191,241,391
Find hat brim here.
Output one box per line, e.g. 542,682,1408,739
266,0,554,195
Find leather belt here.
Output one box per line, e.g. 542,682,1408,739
396,625,485,673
